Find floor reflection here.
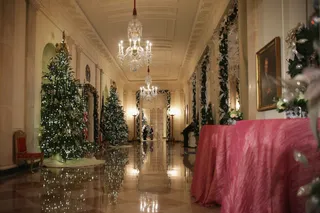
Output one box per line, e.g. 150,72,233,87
104,148,129,205
42,167,98,212
0,141,219,213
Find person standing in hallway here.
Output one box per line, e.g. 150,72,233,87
150,126,154,140
143,125,148,141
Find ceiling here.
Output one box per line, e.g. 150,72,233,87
60,0,215,83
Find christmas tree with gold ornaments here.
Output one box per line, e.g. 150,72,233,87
100,86,129,146
39,32,95,162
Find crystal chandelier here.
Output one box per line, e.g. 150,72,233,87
118,0,152,72
140,66,157,101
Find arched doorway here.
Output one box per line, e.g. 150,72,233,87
140,94,167,142
37,43,56,148
42,43,55,77
40,43,56,129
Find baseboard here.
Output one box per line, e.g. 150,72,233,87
0,164,17,171
0,162,41,179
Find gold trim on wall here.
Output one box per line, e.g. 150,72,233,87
256,37,282,111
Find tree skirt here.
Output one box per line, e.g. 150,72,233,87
43,157,105,168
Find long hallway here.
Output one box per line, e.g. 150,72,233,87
0,142,219,213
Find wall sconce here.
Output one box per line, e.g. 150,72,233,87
236,100,240,111
130,108,139,141
168,108,179,143
131,108,139,116
168,108,179,116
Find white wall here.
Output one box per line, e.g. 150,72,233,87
0,0,127,169
247,0,308,119
182,0,310,122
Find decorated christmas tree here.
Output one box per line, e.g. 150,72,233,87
101,86,129,146
40,33,94,161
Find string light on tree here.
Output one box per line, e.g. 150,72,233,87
40,31,96,161
100,86,129,146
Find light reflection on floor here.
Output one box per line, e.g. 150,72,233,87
0,141,219,213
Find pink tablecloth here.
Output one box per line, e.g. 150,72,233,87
191,125,233,205
191,119,320,213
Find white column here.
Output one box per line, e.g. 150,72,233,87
75,44,82,80
95,64,101,116
99,68,104,108
66,36,76,72
25,0,41,152
13,0,27,131
0,0,15,169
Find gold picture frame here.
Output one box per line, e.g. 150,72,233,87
256,37,282,111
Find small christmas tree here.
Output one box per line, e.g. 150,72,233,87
101,86,129,146
206,102,215,125
40,32,93,161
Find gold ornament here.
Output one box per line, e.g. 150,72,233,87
285,23,304,49
55,31,69,54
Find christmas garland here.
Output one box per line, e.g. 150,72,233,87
191,73,199,136
135,91,141,139
218,1,238,125
275,23,317,115
135,90,171,139
158,90,171,139
236,77,240,100
200,47,210,126
84,83,99,143
287,24,317,78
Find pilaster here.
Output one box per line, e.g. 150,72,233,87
95,64,101,113
0,0,15,169
25,0,40,152
75,44,82,80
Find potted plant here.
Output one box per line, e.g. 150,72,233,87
275,92,308,118
227,109,243,125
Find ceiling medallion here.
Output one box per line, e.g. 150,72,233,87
118,0,152,72
140,66,157,101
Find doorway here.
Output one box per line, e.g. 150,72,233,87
140,94,167,142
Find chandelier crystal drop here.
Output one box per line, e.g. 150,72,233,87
140,66,157,101
118,0,152,72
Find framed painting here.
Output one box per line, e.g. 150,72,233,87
256,37,282,111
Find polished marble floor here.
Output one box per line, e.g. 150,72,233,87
0,141,219,213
